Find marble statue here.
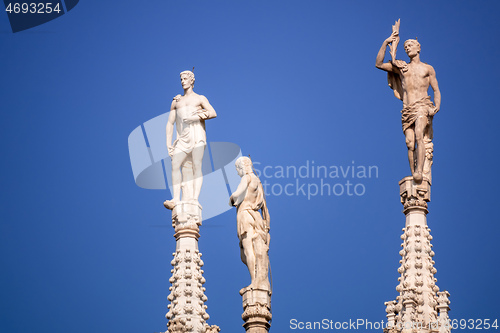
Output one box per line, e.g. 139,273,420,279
229,156,271,293
163,70,217,209
376,20,441,183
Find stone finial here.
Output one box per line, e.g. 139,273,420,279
203,324,221,333
385,300,398,315
436,291,450,312
384,300,398,329
436,291,451,333
165,201,218,332
400,290,418,332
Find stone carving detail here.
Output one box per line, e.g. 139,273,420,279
376,19,441,184
202,324,221,333
437,291,450,308
229,156,272,332
242,302,272,322
393,222,444,330
424,139,434,182
160,70,219,332
399,176,430,212
229,156,271,294
172,202,203,234
163,70,217,210
166,317,189,333
241,288,272,333
436,291,451,333
164,202,216,332
383,175,451,332
384,300,398,331
166,248,211,332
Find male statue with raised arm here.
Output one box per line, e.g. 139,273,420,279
229,156,271,293
163,70,217,210
376,20,441,183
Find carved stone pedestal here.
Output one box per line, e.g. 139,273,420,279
383,177,451,333
241,289,272,333
165,202,219,333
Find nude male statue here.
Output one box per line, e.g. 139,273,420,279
376,26,441,183
229,156,271,293
163,71,217,209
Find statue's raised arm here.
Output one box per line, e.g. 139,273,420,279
375,19,401,73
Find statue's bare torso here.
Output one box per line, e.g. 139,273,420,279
399,62,434,107
172,93,207,152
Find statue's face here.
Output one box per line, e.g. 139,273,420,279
404,41,420,58
180,74,194,89
236,164,244,177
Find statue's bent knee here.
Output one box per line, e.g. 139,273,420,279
406,138,415,150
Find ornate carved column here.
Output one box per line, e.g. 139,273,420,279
385,300,398,328
241,289,272,333
383,177,451,333
165,202,220,333
436,291,451,333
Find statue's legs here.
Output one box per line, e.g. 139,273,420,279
239,212,257,291
241,235,256,287
181,157,194,201
253,235,270,291
170,150,189,202
404,128,416,174
191,144,206,202
413,115,428,183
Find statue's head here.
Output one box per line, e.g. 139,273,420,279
180,70,195,89
235,156,253,176
403,39,420,58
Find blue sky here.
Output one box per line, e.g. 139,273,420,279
1,1,499,332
